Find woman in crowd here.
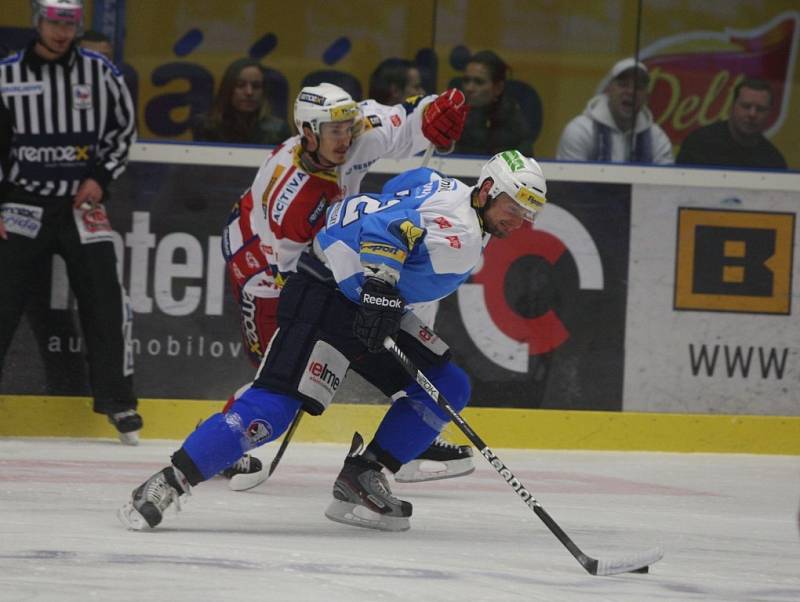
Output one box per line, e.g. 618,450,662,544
368,58,425,106
455,50,533,156
193,58,290,145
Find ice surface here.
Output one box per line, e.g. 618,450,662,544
0,437,798,601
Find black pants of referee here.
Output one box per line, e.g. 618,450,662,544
0,188,137,415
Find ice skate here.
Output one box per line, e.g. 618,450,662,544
107,409,143,446
394,436,475,483
118,466,191,530
222,454,268,491
325,433,412,532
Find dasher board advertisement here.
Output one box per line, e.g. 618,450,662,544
624,184,799,415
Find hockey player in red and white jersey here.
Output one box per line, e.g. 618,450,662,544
219,82,474,488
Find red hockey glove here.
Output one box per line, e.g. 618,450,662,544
422,88,469,150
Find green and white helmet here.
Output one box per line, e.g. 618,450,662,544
293,83,361,136
32,0,84,28
478,150,547,222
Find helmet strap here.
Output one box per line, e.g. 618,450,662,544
299,137,335,173
470,188,486,234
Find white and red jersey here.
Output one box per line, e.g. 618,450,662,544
223,139,339,298
223,95,435,300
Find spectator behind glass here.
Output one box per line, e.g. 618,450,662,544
557,58,673,164
193,58,291,145
368,58,425,105
454,50,533,156
676,78,787,170
78,29,112,60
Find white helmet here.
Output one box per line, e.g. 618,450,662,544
293,83,360,136
32,0,84,28
478,150,547,222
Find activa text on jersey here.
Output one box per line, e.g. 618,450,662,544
49,211,226,316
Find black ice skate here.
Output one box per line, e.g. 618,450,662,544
325,433,412,532
222,454,268,491
107,409,143,446
118,466,191,530
394,436,475,483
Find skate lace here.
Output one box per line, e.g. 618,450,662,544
369,471,401,503
147,472,189,513
231,456,250,472
432,436,460,451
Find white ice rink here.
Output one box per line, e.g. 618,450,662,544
0,437,798,602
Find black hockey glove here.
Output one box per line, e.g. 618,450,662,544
353,277,405,353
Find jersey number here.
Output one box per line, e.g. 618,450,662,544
340,195,401,227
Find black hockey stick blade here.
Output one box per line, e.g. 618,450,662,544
382,336,664,576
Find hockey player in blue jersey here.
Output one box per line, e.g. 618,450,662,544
118,150,548,532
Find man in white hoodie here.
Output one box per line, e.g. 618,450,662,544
556,58,673,164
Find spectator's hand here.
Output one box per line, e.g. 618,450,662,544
422,88,469,151
353,277,405,353
73,178,103,208
0,216,6,240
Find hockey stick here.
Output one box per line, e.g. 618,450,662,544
421,143,435,167
382,336,664,576
268,409,303,477
229,409,303,491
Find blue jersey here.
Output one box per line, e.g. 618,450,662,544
315,168,486,305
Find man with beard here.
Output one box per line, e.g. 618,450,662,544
118,150,548,532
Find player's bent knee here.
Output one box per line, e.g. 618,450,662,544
229,387,302,449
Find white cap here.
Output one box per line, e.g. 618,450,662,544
608,57,649,81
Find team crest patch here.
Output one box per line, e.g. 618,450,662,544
398,220,425,250
72,84,92,110
245,419,273,446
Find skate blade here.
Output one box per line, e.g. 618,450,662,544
394,458,475,483
229,466,269,491
324,500,410,532
117,502,151,531
118,430,140,446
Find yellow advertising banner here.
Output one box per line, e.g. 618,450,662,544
2,0,798,167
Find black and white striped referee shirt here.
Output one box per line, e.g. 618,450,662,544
0,40,136,198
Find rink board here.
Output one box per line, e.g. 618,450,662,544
1,394,798,454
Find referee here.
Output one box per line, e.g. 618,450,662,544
0,0,142,444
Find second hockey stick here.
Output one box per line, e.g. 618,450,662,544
382,336,664,576
229,409,303,491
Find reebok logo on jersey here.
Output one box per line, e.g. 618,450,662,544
12,144,91,163
362,293,403,308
